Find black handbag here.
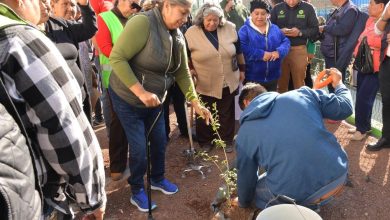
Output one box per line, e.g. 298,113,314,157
353,36,374,74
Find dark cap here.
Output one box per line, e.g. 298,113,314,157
250,0,270,13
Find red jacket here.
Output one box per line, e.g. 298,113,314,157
96,15,112,57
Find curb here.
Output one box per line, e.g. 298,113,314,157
345,115,382,138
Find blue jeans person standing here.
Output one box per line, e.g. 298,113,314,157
109,87,167,193
355,72,379,133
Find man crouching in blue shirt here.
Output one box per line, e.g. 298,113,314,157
236,68,353,211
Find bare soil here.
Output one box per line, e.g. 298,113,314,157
92,111,390,220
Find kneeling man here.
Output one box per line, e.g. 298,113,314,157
236,68,353,210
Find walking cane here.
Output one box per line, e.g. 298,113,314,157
146,91,167,220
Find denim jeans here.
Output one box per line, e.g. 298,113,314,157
255,172,346,210
109,87,167,194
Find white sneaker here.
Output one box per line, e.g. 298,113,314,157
348,128,356,134
351,131,367,141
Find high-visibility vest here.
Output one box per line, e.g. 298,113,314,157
99,10,124,89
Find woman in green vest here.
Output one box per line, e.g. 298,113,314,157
95,0,140,182
108,0,211,213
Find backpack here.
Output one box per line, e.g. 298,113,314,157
0,16,43,220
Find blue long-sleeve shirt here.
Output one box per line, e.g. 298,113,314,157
236,85,353,207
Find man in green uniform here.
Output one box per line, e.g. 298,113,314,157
270,0,318,93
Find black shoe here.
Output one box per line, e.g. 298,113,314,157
366,138,390,151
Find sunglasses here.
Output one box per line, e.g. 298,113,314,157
131,2,142,11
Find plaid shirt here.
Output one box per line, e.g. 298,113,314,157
0,6,106,216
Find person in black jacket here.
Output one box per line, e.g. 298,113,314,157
38,0,97,123
319,0,359,93
270,0,318,93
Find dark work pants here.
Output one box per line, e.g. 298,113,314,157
107,89,128,173
163,82,188,139
305,63,313,88
324,56,347,93
379,57,390,139
355,72,379,133
196,87,236,146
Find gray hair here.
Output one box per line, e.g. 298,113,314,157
142,0,193,11
193,3,226,27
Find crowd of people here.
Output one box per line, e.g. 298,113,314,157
0,0,390,218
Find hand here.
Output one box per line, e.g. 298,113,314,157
82,206,105,220
138,90,161,107
239,71,245,83
269,51,280,61
232,197,239,207
319,25,325,33
328,68,342,88
307,53,315,62
191,100,212,125
284,27,300,37
281,28,291,35
262,51,272,61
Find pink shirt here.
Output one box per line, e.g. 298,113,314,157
354,17,382,72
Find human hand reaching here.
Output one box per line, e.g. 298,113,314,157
328,68,343,88
191,100,212,125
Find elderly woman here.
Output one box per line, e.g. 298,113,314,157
108,0,211,212
238,0,290,91
349,0,389,141
185,3,245,153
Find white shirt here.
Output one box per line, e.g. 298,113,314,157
375,20,390,57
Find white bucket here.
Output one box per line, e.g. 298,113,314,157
256,204,322,220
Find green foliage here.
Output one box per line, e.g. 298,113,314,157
196,99,237,208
